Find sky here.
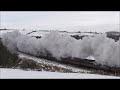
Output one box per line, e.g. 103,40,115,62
0,11,119,31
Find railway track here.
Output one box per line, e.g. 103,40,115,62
17,51,120,76
0,32,120,76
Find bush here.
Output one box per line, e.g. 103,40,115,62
17,58,73,72
18,58,41,71
0,40,21,68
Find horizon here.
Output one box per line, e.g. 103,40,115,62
1,11,119,32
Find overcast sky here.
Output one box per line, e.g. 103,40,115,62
0,11,119,30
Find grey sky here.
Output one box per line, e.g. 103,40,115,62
0,11,119,30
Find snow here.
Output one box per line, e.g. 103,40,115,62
57,24,119,33
18,52,91,73
0,68,119,79
0,29,120,79
0,30,13,38
27,31,49,37
19,29,33,35
86,56,95,60
1,30,120,67
0,29,101,39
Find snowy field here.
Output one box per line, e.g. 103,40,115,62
0,68,120,79
0,26,119,79
0,29,96,37
18,52,92,73
0,12,119,79
1,30,119,67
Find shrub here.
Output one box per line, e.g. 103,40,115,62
0,40,20,68
18,58,41,71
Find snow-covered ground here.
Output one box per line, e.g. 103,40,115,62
0,29,100,38
0,24,119,37
57,24,119,33
0,29,120,79
0,30,13,38
27,31,50,37
0,68,119,79
25,30,99,37
18,52,91,73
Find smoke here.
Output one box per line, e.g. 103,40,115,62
2,30,21,53
91,34,120,66
1,30,120,67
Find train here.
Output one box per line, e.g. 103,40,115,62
17,50,120,74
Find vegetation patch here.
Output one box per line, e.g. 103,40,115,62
0,40,21,68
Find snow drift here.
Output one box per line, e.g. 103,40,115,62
1,68,119,79
1,30,120,67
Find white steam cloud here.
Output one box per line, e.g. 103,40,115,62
1,31,120,67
